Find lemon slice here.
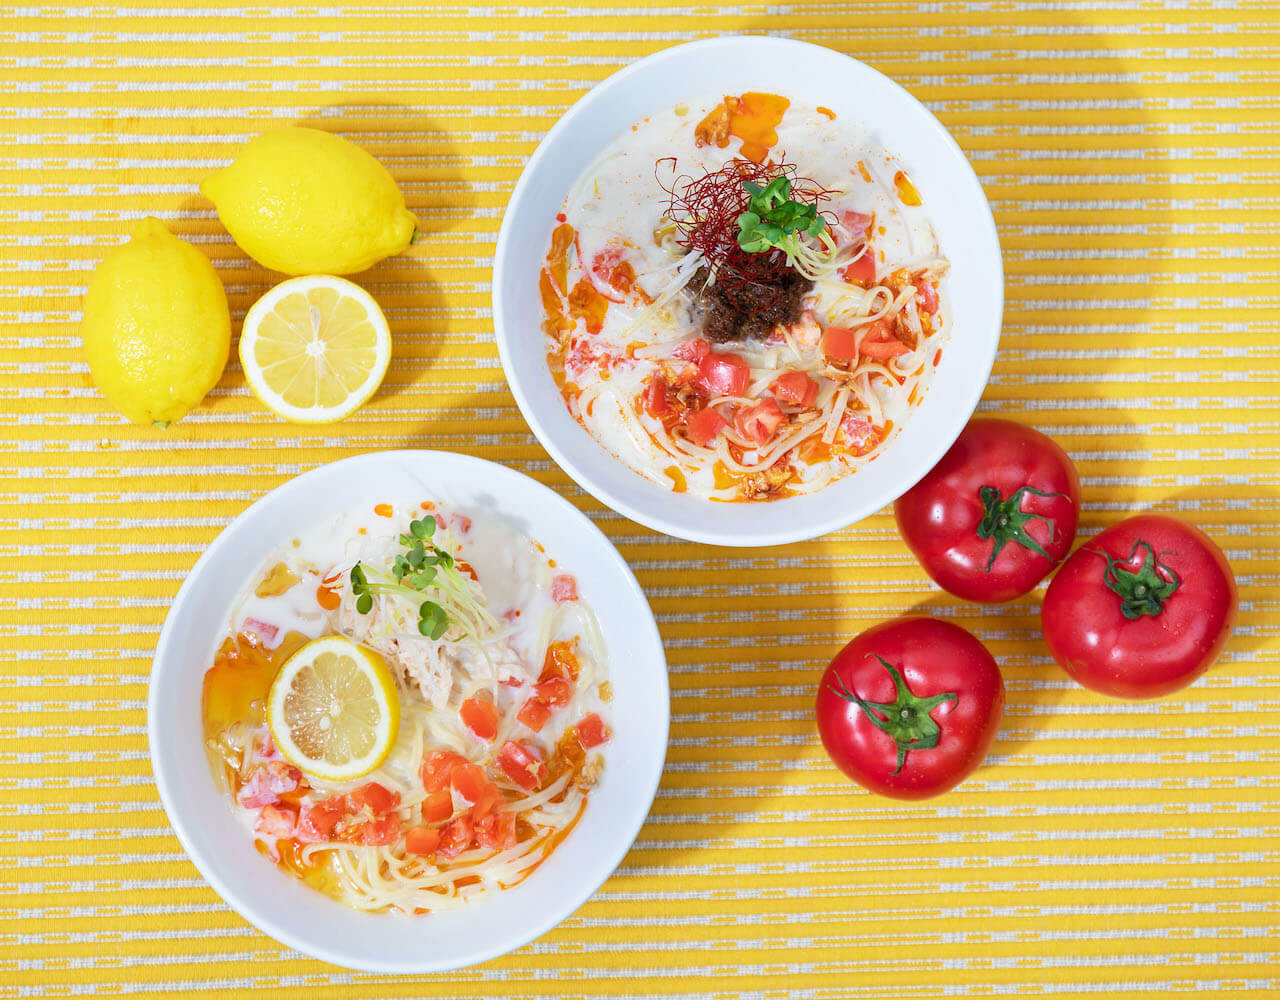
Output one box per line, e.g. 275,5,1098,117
240,275,391,423
266,636,400,781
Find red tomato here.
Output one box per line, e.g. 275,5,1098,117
733,398,785,446
497,740,545,792
533,677,572,708
451,763,503,820
894,418,1081,603
420,750,466,793
405,825,441,856
356,813,400,846
697,351,750,397
820,325,858,363
459,697,499,741
295,795,345,843
857,321,909,361
683,406,727,447
643,375,670,416
517,696,553,732
840,210,873,238
475,811,518,851
551,574,578,602
421,789,453,824
1041,514,1236,698
671,338,710,363
347,781,400,816
770,371,818,408
815,617,1005,799
841,247,876,284
575,713,610,749
915,279,939,315
437,815,474,859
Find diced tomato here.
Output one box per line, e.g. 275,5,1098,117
671,338,711,363
348,781,400,817
459,697,500,741
733,397,785,446
517,696,553,733
915,279,939,315
451,763,503,821
590,247,645,302
551,574,578,603
770,371,818,408
841,246,876,285
820,326,860,363
254,803,297,838
357,812,400,846
497,740,545,792
421,789,453,824
295,795,346,843
684,406,727,447
437,815,474,859
405,825,441,856
840,210,873,238
421,750,467,793
643,375,670,417
859,321,910,361
697,351,750,397
842,415,882,456
475,811,518,851
500,674,525,687
575,713,610,749
534,676,572,708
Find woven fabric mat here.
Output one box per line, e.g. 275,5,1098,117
1,2,1277,996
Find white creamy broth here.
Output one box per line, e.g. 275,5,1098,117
542,93,949,502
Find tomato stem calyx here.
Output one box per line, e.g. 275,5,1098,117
1088,540,1181,619
976,485,1064,572
828,655,958,775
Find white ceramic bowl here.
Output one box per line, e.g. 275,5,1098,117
493,36,1003,546
148,451,668,972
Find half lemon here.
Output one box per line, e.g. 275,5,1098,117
266,636,400,781
240,275,391,423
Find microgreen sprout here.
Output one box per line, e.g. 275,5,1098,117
736,176,840,280
349,516,472,641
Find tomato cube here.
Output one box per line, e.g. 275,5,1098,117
733,397,785,446
421,789,453,824
769,371,818,408
517,697,553,733
460,697,500,741
497,740,545,792
683,406,727,447
575,713,610,749
405,825,441,856
697,351,750,397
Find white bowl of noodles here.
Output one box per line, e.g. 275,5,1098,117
148,451,668,972
493,36,1003,545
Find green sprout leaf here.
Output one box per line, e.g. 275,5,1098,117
735,175,835,279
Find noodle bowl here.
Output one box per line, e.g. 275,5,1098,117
202,499,613,915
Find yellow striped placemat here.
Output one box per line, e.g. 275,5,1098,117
1,2,1277,996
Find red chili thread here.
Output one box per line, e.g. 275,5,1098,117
657,156,834,312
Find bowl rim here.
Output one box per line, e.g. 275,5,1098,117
493,34,1003,547
147,449,670,972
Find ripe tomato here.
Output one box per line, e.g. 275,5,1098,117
815,617,1005,799
895,418,1081,603
1041,514,1236,698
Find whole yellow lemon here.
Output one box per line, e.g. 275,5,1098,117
200,127,418,275
81,218,231,426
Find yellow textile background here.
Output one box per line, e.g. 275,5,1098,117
1,1,1278,996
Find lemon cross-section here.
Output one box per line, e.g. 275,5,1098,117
266,636,400,781
240,275,391,423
